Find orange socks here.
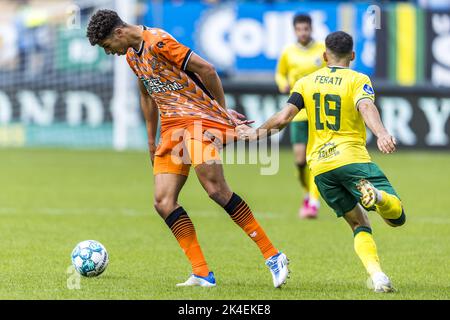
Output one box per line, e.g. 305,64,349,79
224,193,278,260
166,195,278,277
165,207,209,277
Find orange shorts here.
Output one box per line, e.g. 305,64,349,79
153,117,236,176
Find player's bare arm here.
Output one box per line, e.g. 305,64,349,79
357,98,396,154
138,79,159,164
185,53,252,125
185,53,227,109
237,103,299,141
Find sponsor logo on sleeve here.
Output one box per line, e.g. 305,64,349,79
363,84,374,94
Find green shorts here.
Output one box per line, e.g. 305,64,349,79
314,162,399,217
290,121,308,144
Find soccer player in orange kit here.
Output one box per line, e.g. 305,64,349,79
87,9,289,288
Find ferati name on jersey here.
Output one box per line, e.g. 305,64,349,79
314,75,343,85
141,77,184,94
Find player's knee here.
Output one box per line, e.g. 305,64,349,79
296,161,307,169
205,183,230,205
293,145,306,162
206,185,223,201
343,205,371,231
154,196,177,217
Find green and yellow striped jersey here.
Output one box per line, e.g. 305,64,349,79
275,41,326,122
291,66,375,176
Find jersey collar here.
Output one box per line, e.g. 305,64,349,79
327,65,348,72
133,25,146,56
296,39,315,50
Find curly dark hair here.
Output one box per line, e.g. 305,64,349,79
325,31,353,57
293,14,312,27
86,9,125,46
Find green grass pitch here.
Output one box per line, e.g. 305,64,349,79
0,148,449,299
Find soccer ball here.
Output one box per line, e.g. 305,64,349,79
71,240,109,277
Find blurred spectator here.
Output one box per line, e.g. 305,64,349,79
0,25,18,71
15,0,52,77
418,0,450,9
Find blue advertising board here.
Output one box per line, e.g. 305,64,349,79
144,1,376,76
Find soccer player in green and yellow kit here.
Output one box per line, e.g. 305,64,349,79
238,31,406,292
275,14,325,219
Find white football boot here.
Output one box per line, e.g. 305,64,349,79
176,271,216,287
265,252,290,288
371,271,395,293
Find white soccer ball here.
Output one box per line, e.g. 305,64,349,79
71,240,109,277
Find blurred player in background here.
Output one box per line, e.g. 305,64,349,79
239,31,406,292
87,9,289,288
275,14,325,219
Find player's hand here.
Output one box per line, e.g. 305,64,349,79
236,124,257,141
227,109,255,125
377,133,397,154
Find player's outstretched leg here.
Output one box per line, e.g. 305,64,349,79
344,204,395,293
297,162,310,218
154,173,215,287
194,162,290,288
224,193,289,288
356,179,406,227
293,142,310,218
302,171,320,218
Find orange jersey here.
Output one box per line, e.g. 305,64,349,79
126,27,234,127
